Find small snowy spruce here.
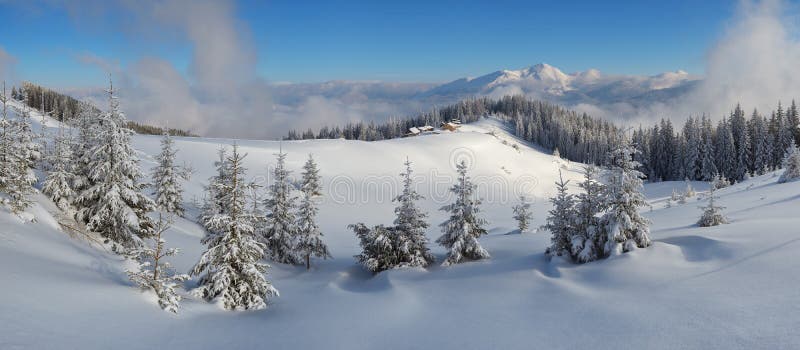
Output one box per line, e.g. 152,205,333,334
778,141,800,183
295,154,331,269
599,137,651,256
191,144,279,311
436,160,490,266
543,170,576,258
711,173,730,190
697,187,728,227
262,148,301,265
392,157,434,267
74,81,155,252
127,214,189,313
151,132,189,216
512,195,533,233
684,180,696,198
42,123,75,211
350,223,399,273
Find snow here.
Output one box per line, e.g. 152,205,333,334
1,112,799,348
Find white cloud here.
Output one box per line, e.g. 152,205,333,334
0,47,17,80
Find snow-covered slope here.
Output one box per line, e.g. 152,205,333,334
1,110,799,349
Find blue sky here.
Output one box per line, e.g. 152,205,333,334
0,0,738,87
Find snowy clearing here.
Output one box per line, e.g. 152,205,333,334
0,110,799,349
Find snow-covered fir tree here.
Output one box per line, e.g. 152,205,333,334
392,157,434,267
42,123,75,211
543,170,576,258
684,180,696,198
351,223,398,273
697,187,728,227
748,110,770,175
70,104,98,196
14,96,41,178
0,83,26,212
295,154,331,269
778,141,800,183
190,144,279,310
199,146,229,233
730,104,750,181
436,160,490,266
127,213,189,313
711,173,730,190
262,148,301,265
699,116,718,181
74,81,154,251
151,133,189,216
572,165,605,263
599,137,651,256
512,195,533,233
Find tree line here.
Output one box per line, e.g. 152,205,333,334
633,102,800,183
11,81,196,137
285,95,622,166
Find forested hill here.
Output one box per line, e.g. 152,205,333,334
285,95,622,165
10,82,196,137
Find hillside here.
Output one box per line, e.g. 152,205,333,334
1,107,799,349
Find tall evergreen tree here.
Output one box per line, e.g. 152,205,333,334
699,115,718,181
199,146,229,233
74,81,154,251
572,165,605,263
730,104,750,181
0,82,31,213
295,154,331,269
262,149,301,265
151,133,188,216
778,141,800,183
70,103,98,196
392,158,434,267
42,123,75,211
599,138,651,256
436,160,490,266
190,145,279,310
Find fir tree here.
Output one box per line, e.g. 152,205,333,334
436,160,489,266
190,144,279,310
42,123,75,211
699,116,718,181
543,170,576,258
74,81,154,251
351,223,398,273
295,154,331,269
199,146,229,233
512,195,533,233
262,148,301,265
0,82,29,212
599,138,651,256
151,133,188,216
572,165,605,263
127,214,189,313
698,187,728,227
70,104,98,196
392,158,434,267
778,141,800,183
